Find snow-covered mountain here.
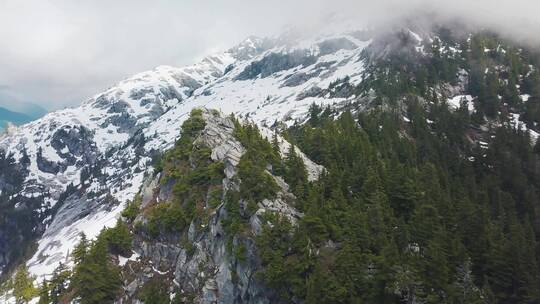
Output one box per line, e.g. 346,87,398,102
2,20,539,288
0,28,376,279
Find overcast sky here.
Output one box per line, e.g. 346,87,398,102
1,0,539,110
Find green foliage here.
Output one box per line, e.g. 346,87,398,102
161,108,207,180
138,278,170,304
222,191,248,254
219,118,289,259
36,264,70,303
237,156,278,204
137,120,225,246
12,264,37,304
146,203,187,236
283,145,308,200
27,31,540,303
300,215,327,244
208,187,223,209
256,213,312,300
45,262,71,303
256,97,540,303
102,220,132,256
234,243,248,263
70,230,122,304
143,108,225,238
37,280,50,304
122,195,141,222
72,232,89,265
182,108,206,138
233,118,280,205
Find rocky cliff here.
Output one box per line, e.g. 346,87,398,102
117,109,321,303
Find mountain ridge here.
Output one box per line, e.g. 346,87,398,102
0,29,373,282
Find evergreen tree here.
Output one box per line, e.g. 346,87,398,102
284,146,308,199
13,264,37,304
71,233,121,304
72,233,89,265
37,280,50,304
103,220,132,256
138,279,170,304
48,262,71,303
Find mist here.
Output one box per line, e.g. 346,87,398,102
0,0,538,110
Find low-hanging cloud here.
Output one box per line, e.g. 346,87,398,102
0,0,538,110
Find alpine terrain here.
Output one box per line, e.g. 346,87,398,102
1,18,540,304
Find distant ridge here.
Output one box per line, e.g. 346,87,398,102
0,100,47,119
0,106,34,131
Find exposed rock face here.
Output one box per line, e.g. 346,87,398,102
235,50,318,81
121,110,313,304
317,37,358,56
50,125,99,165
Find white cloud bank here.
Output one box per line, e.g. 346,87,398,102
0,0,538,109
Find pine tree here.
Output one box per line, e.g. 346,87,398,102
72,233,89,265
71,233,121,304
453,259,483,304
103,220,132,256
270,132,285,176
37,280,50,304
362,167,395,252
48,262,71,303
12,264,37,304
139,279,170,304
284,146,308,199
484,72,501,118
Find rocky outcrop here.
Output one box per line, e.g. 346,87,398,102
235,50,318,81
120,109,317,304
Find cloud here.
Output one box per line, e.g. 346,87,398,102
0,0,538,110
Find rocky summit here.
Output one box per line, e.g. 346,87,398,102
120,109,320,303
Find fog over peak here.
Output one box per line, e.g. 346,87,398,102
0,0,538,110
